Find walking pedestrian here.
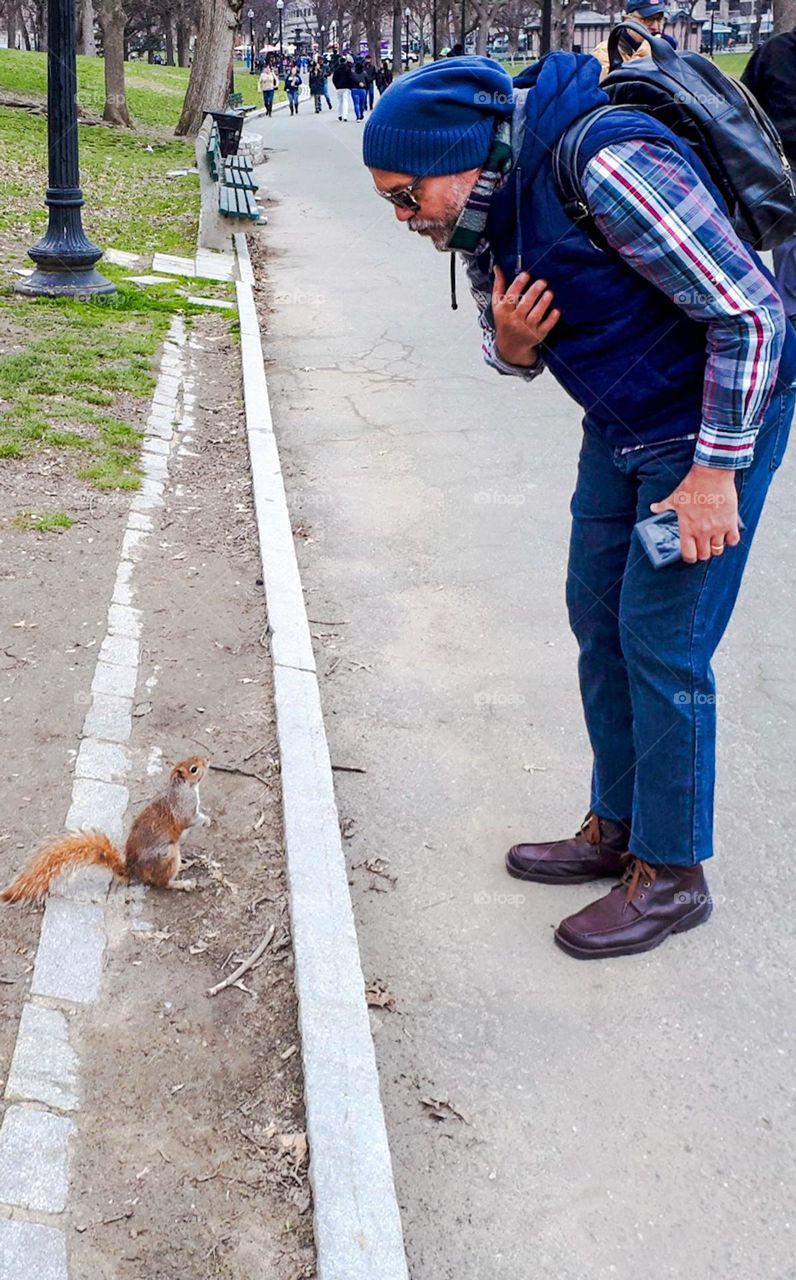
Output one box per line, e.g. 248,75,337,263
376,59,393,93
332,56,353,121
309,59,326,113
284,65,302,115
364,56,796,959
258,63,278,116
363,56,378,110
350,59,368,121
742,24,796,324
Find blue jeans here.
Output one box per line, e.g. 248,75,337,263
262,89,275,114
351,87,366,120
287,89,300,112
566,382,795,865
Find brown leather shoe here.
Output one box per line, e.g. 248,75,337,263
506,812,631,884
554,858,712,959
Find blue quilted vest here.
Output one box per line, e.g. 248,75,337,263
484,53,796,448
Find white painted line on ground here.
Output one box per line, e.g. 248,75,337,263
0,316,190,1276
237,278,410,1280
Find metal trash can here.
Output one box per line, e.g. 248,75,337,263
208,111,244,158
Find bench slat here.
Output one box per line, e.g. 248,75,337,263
218,184,260,220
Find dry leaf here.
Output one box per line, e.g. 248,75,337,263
420,1095,468,1123
366,980,397,1012
277,1132,308,1168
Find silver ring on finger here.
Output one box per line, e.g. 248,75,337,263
710,542,724,553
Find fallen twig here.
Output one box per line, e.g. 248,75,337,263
207,924,275,997
331,764,367,774
209,763,270,785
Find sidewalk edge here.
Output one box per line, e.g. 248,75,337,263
235,273,410,1280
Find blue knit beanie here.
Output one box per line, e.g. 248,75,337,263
363,56,515,177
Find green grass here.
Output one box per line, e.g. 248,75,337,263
13,510,74,533
0,52,244,496
0,48,283,126
0,103,198,261
0,272,234,488
502,50,749,79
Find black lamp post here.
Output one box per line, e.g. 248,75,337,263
540,0,552,54
460,0,466,50
405,7,410,68
432,0,438,58
248,7,256,71
708,0,717,58
277,0,284,70
320,24,325,54
17,0,114,299
266,18,271,58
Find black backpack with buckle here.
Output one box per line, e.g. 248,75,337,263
552,22,796,252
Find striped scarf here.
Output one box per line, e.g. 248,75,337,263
446,119,512,255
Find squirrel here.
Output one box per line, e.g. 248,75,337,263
0,755,211,904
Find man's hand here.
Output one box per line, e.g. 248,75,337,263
492,266,561,368
650,464,741,563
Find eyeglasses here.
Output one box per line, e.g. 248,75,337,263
376,177,423,212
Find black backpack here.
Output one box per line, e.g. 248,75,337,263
552,22,796,252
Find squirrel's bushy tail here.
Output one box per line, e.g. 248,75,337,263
0,832,126,904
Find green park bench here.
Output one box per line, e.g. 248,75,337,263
205,124,262,222
227,92,257,115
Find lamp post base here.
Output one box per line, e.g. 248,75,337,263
16,186,115,300
15,266,116,299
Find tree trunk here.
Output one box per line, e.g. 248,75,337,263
392,1,403,74
98,2,133,125
8,2,18,49
772,0,796,33
164,18,175,64
81,0,97,55
175,0,242,137
368,21,380,64
176,17,190,65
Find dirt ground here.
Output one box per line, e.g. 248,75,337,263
0,311,315,1278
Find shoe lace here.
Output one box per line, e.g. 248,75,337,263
620,857,657,903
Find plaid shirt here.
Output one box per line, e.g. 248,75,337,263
465,138,787,469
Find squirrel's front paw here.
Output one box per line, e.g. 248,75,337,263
199,811,212,828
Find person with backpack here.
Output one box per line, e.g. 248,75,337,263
350,59,369,121
284,64,303,115
363,55,796,960
742,25,796,324
332,55,353,121
591,0,665,79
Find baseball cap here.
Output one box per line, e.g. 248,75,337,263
626,0,666,16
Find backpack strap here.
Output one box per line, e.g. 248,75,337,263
551,104,629,252
552,102,682,251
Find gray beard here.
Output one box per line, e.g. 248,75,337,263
408,174,477,252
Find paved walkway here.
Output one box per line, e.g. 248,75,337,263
251,108,795,1280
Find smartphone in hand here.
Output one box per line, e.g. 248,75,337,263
635,510,745,570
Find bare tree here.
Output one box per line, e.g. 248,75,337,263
97,0,133,125
470,0,505,53
773,0,796,33
80,0,97,54
392,0,403,71
175,0,243,136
